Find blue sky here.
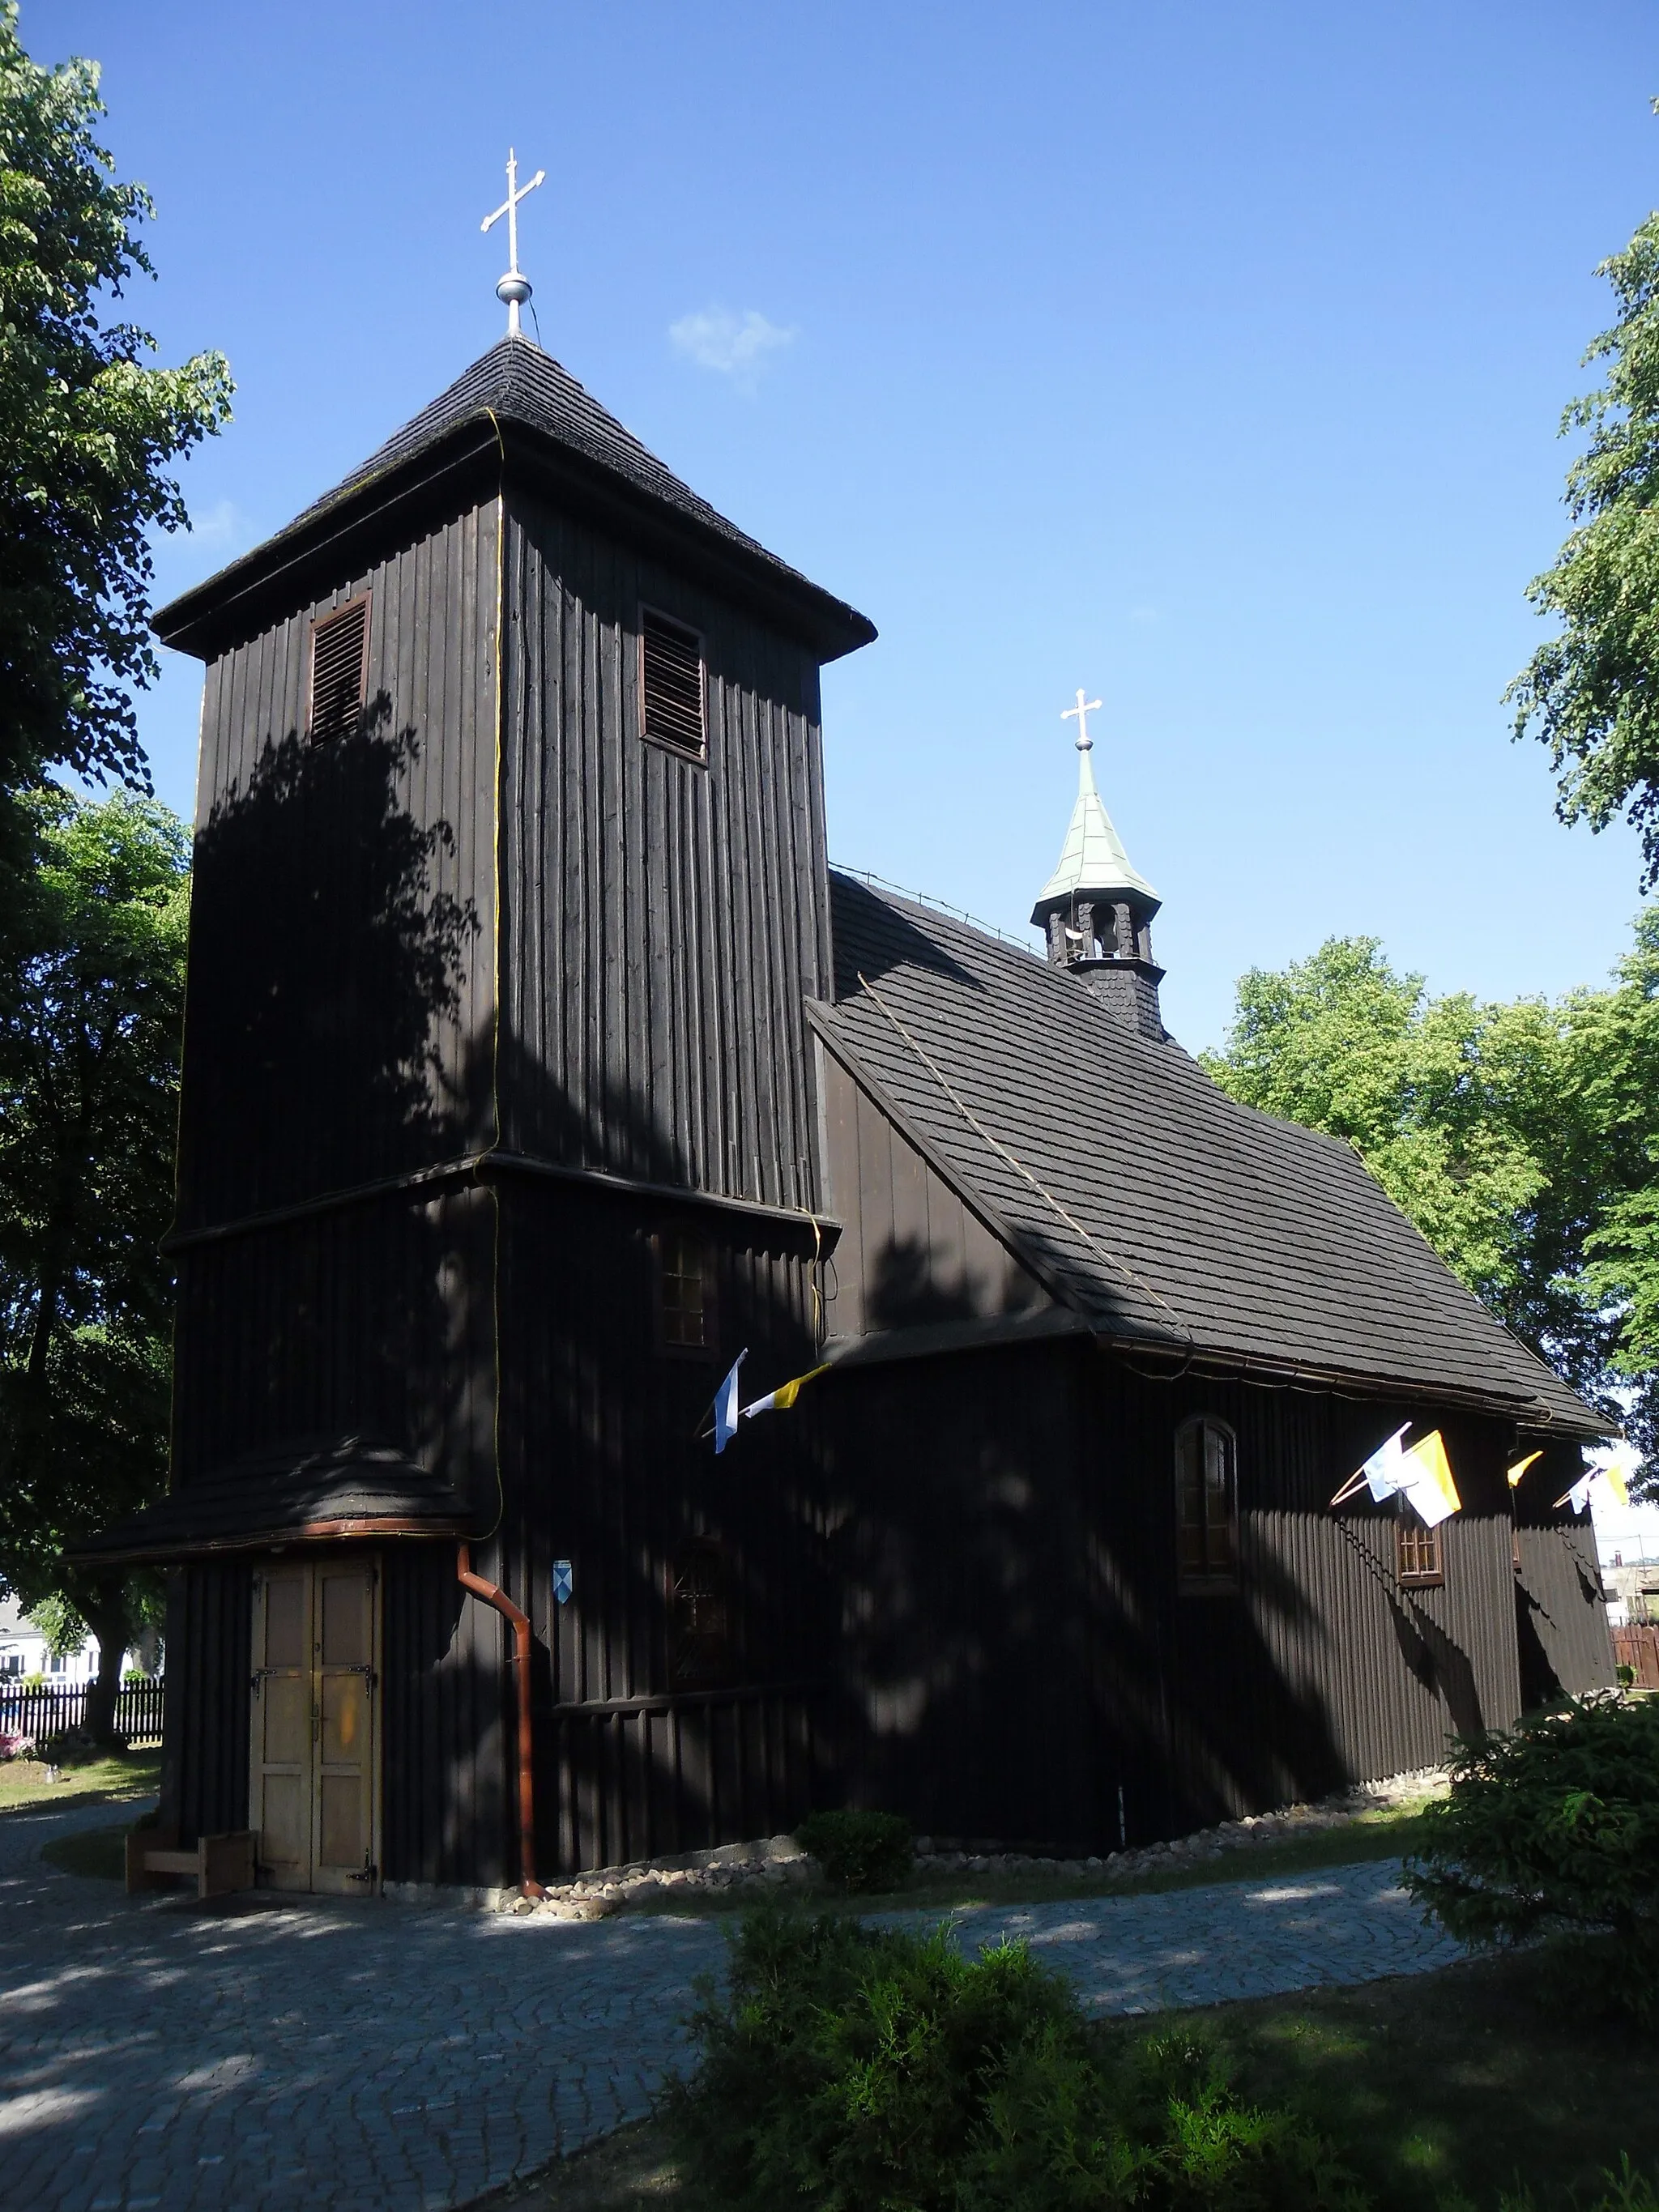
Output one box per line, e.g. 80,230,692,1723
41,0,1659,1047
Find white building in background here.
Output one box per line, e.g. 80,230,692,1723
0,1594,110,1682
1593,1495,1659,1629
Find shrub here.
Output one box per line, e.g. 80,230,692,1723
40,1724,122,1767
1618,1662,1638,1688
0,1733,36,1762
1405,1693,1659,2022
795,1808,914,1894
663,1908,1365,2210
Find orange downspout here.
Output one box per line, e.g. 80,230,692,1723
457,1543,544,1898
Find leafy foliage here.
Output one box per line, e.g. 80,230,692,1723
0,3,231,795
1200,923,1659,1480
796,1808,915,1894
1404,1694,1659,2023
1507,207,1659,891
664,1908,1366,2209
0,787,188,1733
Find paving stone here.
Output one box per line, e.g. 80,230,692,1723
2,1796,1463,2211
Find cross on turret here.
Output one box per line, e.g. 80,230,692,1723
1031,688,1167,1041
1061,689,1102,752
482,149,545,339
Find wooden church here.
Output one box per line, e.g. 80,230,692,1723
81,280,1614,1893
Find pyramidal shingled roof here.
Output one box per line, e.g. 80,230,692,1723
1031,739,1158,920
300,337,798,570
155,335,874,658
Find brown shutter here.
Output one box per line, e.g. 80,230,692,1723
309,596,369,741
640,607,706,759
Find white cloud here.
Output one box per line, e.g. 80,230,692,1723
668,307,796,390
186,497,247,549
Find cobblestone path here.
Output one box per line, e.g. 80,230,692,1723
2,1798,1464,2212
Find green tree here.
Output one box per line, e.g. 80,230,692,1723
0,789,188,1742
0,2,231,798
1507,203,1659,889
1200,924,1659,1481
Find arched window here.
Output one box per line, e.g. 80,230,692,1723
1175,1417,1239,1589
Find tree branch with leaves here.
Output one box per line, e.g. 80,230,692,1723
0,2,231,799
1507,193,1659,889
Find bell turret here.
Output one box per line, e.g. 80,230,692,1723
1031,691,1166,1041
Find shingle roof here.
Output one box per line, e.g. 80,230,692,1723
154,336,874,659
68,1435,471,1567
814,874,1602,1434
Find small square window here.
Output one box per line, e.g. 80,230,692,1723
1396,1510,1444,1587
1176,1417,1239,1588
657,1230,710,1351
640,607,706,760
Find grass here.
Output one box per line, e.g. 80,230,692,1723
621,1803,1434,1920
466,2121,683,2210
467,1939,1659,2211
1157,1937,1659,2211
0,1749,160,1814
41,1822,130,1881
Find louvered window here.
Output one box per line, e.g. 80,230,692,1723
640,607,706,760
309,596,369,741
1175,1417,1239,1588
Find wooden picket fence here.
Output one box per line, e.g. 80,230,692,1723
0,1678,164,1747
1613,1625,1659,1690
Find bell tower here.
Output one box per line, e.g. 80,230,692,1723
1030,690,1166,1042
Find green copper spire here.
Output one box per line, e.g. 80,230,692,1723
1030,691,1158,923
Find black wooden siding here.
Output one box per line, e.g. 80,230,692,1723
817,1045,1051,1336
498,490,831,1211
1513,1441,1614,1707
164,1562,252,1847
809,1341,1567,1852
176,492,499,1233
169,1185,494,1497
495,1176,830,1876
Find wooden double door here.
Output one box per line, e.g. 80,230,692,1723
250,1558,380,1893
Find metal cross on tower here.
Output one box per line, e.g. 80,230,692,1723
1062,688,1102,752
481,149,545,338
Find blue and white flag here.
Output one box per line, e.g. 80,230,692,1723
713,1350,747,1455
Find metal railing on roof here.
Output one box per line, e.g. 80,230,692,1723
831,864,1039,957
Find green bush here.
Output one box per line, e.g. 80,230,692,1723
796,1807,915,1894
663,1908,1365,2210
1405,1693,1659,2022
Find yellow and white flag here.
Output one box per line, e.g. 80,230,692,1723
1507,1450,1542,1490
1336,1426,1461,1526
1402,1430,1461,1528
1564,1447,1635,1515
740,1364,830,1421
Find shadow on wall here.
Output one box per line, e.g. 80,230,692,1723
865,1233,1047,1332
812,1357,1503,1852
170,701,505,1878
181,697,485,1225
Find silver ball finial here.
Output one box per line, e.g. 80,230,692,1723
1063,689,1102,752
481,150,545,339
